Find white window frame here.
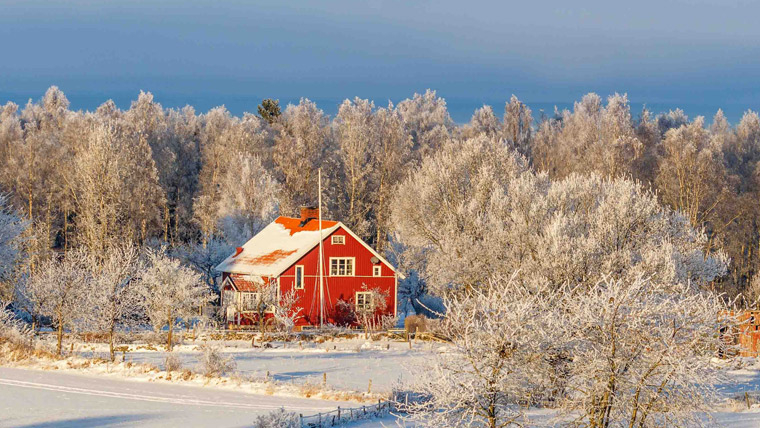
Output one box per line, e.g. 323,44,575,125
239,291,260,311
331,235,346,245
329,257,355,276
373,265,381,277
294,265,304,290
355,291,373,311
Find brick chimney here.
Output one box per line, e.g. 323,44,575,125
300,206,319,223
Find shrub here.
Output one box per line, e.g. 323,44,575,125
253,408,299,428
164,352,183,372
196,344,236,377
0,301,32,348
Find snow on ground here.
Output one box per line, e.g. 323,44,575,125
0,367,357,427
13,337,760,426
75,337,433,394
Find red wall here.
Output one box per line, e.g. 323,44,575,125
279,227,397,326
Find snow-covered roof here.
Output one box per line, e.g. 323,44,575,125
216,216,341,277
215,216,401,278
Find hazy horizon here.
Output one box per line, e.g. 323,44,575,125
2,0,758,123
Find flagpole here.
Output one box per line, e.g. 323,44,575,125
318,168,324,329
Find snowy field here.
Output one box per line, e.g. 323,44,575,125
0,367,359,427
75,337,434,393
8,338,760,426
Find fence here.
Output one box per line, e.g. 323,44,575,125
299,400,393,427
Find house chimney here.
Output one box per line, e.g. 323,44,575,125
300,206,319,224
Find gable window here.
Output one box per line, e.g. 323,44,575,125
295,265,304,289
330,257,354,276
356,291,373,311
332,235,345,245
373,265,381,277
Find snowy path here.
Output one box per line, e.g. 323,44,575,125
0,367,355,427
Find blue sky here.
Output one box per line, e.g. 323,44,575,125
1,0,758,122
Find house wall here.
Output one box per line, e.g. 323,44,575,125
279,227,397,327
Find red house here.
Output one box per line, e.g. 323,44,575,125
216,207,400,329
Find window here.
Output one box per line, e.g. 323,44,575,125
356,291,373,311
295,265,304,289
373,265,381,277
239,292,259,311
329,257,354,276
332,235,345,245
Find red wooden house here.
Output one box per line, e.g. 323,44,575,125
216,207,400,329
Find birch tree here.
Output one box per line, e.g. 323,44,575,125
137,250,213,350
87,244,143,361
29,249,91,355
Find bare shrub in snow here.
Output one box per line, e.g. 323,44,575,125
164,352,183,373
253,408,299,428
197,343,236,377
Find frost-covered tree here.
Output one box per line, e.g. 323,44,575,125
194,109,271,243
656,117,728,229
464,105,501,139
502,95,533,156
393,136,727,296
556,276,729,427
371,104,412,251
272,99,330,215
86,244,143,361
404,275,553,427
175,237,234,296
28,249,91,355
71,122,165,255
0,195,26,294
137,250,213,350
215,152,280,243
334,98,377,239
396,89,453,160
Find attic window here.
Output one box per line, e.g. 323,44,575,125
332,235,345,245
373,266,381,277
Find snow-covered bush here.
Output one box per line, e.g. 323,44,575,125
196,343,236,377
0,300,31,347
164,352,183,373
253,408,299,428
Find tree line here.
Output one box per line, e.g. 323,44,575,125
0,87,758,301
